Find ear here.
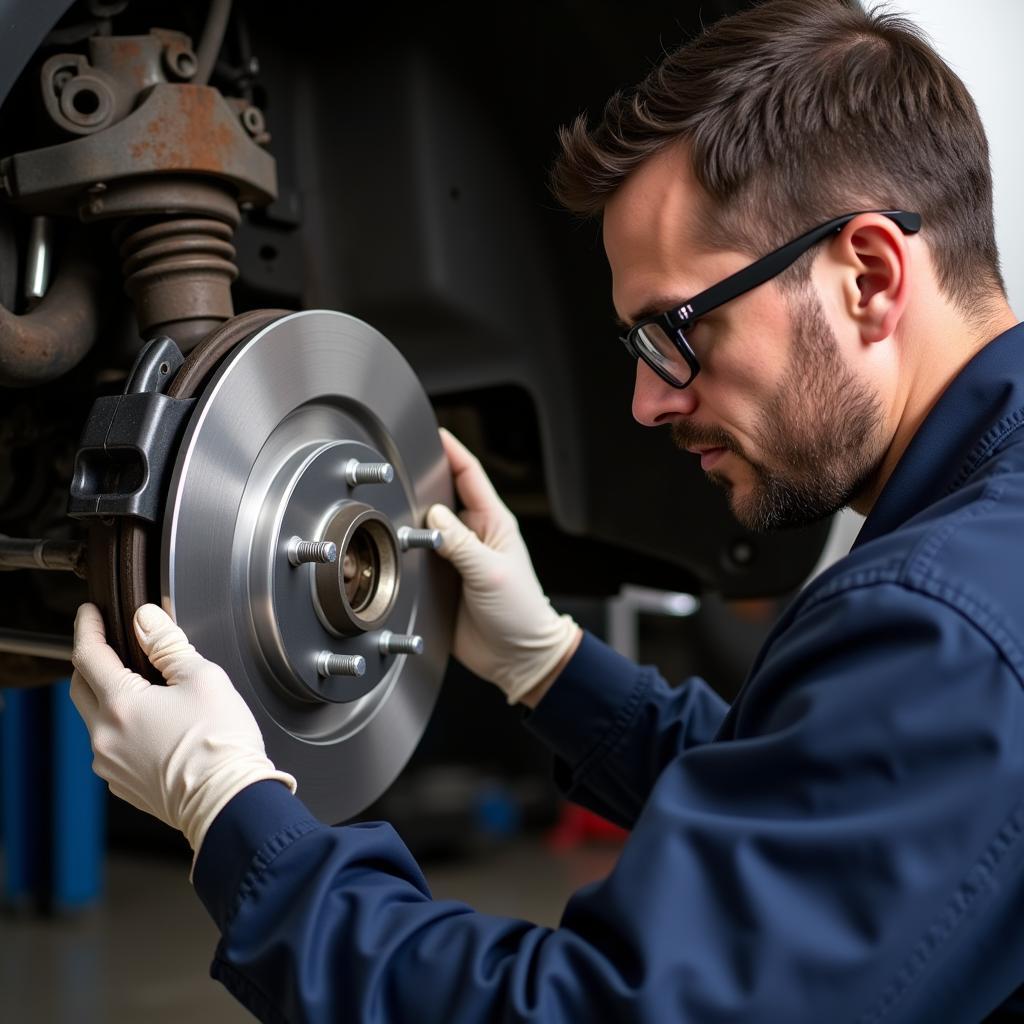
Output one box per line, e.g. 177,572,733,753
831,213,911,344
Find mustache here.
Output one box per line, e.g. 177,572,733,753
670,422,741,456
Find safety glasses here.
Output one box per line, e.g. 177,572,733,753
620,210,922,388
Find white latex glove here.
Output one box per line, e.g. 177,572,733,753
426,428,581,704
70,602,296,867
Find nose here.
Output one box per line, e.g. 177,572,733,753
631,359,699,426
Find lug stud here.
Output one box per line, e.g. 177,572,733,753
397,527,442,551
287,537,338,567
378,630,424,656
316,652,366,678
344,459,394,486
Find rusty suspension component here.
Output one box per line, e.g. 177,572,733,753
119,214,239,350
0,230,102,387
0,16,276,368
84,176,245,350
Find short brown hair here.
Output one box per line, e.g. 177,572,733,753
551,0,1004,311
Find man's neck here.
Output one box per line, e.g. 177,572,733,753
852,300,1019,515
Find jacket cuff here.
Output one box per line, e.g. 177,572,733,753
525,630,648,769
193,779,321,929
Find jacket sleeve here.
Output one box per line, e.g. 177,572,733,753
193,582,1024,1024
523,629,731,827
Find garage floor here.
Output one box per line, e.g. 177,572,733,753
0,836,621,1023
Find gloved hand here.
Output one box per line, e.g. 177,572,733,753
426,428,581,705
70,602,296,866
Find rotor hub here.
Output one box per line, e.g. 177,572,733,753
250,439,411,706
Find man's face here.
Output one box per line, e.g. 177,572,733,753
603,146,888,531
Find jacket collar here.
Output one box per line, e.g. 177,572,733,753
855,321,1024,548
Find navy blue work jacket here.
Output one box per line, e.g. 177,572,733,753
196,323,1024,1023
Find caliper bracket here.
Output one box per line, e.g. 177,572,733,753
68,336,196,522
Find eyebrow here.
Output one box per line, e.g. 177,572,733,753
615,296,692,330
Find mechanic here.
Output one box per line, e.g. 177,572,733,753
69,0,1024,1020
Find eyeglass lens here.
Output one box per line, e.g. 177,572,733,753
633,323,691,385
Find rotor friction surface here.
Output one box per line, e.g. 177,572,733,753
161,310,455,823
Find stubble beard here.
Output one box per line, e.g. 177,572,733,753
672,289,887,532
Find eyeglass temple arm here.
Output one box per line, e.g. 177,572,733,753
682,210,922,322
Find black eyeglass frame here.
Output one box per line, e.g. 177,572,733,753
619,209,922,389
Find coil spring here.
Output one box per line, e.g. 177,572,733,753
118,215,240,348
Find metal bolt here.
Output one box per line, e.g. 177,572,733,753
241,105,266,138
316,652,366,678
398,527,442,551
345,459,394,486
378,630,424,656
287,537,337,567
175,52,197,79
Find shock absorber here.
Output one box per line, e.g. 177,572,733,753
115,188,241,350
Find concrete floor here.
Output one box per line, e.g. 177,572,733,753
0,837,621,1023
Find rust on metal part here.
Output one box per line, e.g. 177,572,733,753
78,177,245,350
106,37,142,60
3,84,277,211
0,231,103,387
93,36,157,94
118,214,240,348
132,87,236,174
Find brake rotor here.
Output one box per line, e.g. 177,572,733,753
98,309,456,823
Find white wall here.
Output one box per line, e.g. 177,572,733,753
811,2,1024,577
884,0,1024,314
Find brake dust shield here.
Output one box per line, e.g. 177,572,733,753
160,309,456,823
